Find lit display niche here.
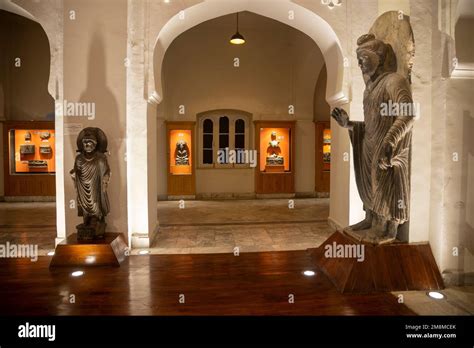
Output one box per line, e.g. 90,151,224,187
169,129,192,175
9,129,56,174
259,127,291,173
323,128,331,171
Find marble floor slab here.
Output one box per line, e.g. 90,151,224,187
0,199,333,255
151,198,333,254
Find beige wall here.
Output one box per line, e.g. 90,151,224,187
0,10,54,121
158,11,325,196
442,77,474,280
378,0,410,15
427,0,474,282
63,0,128,239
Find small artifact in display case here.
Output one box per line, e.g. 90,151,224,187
24,131,32,141
323,128,331,169
40,131,51,141
10,128,56,174
20,144,35,155
259,127,290,173
168,128,192,175
266,131,284,166
174,140,190,165
40,145,52,154
28,160,48,168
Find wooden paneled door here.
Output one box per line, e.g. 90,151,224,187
2,121,56,196
166,121,196,196
315,121,330,194
254,120,295,194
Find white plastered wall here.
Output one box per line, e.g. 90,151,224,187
428,0,474,282
61,0,129,243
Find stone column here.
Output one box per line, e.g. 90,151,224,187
126,0,158,247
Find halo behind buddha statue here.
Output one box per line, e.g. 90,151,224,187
369,11,415,83
76,127,108,154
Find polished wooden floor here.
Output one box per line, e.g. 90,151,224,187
0,250,415,315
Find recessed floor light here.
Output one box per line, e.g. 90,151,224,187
47,251,55,256
71,271,84,277
303,270,316,277
427,291,445,300
139,250,150,255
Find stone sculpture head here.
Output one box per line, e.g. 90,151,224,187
76,127,108,155
82,135,98,153
356,33,390,78
177,139,186,150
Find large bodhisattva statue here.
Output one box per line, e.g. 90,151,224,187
332,31,415,244
70,127,111,240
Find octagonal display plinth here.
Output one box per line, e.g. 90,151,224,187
49,233,128,268
309,231,444,293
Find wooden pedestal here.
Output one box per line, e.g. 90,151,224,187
49,233,128,268
255,120,295,194
309,231,444,293
264,164,285,173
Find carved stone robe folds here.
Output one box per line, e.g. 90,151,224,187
350,72,414,224
72,152,110,220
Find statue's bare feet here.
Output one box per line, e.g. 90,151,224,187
362,227,383,245
343,227,370,243
349,218,372,231
376,220,399,244
347,211,373,231
342,216,399,245
386,220,399,239
366,220,398,245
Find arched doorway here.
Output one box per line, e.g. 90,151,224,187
0,3,58,254
1,0,65,246
126,0,347,248
149,8,340,253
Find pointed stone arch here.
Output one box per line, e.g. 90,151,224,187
150,0,347,107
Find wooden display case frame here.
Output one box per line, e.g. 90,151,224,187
2,120,56,196
166,121,196,197
254,120,295,194
315,121,330,194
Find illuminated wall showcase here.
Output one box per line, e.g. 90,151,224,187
10,129,55,174
166,122,196,196
259,127,291,173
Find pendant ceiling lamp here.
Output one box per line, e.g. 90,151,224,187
230,12,245,45
321,0,342,9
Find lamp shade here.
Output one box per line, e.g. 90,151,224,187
230,31,245,45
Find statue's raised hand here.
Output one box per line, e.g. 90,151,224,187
331,108,352,129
